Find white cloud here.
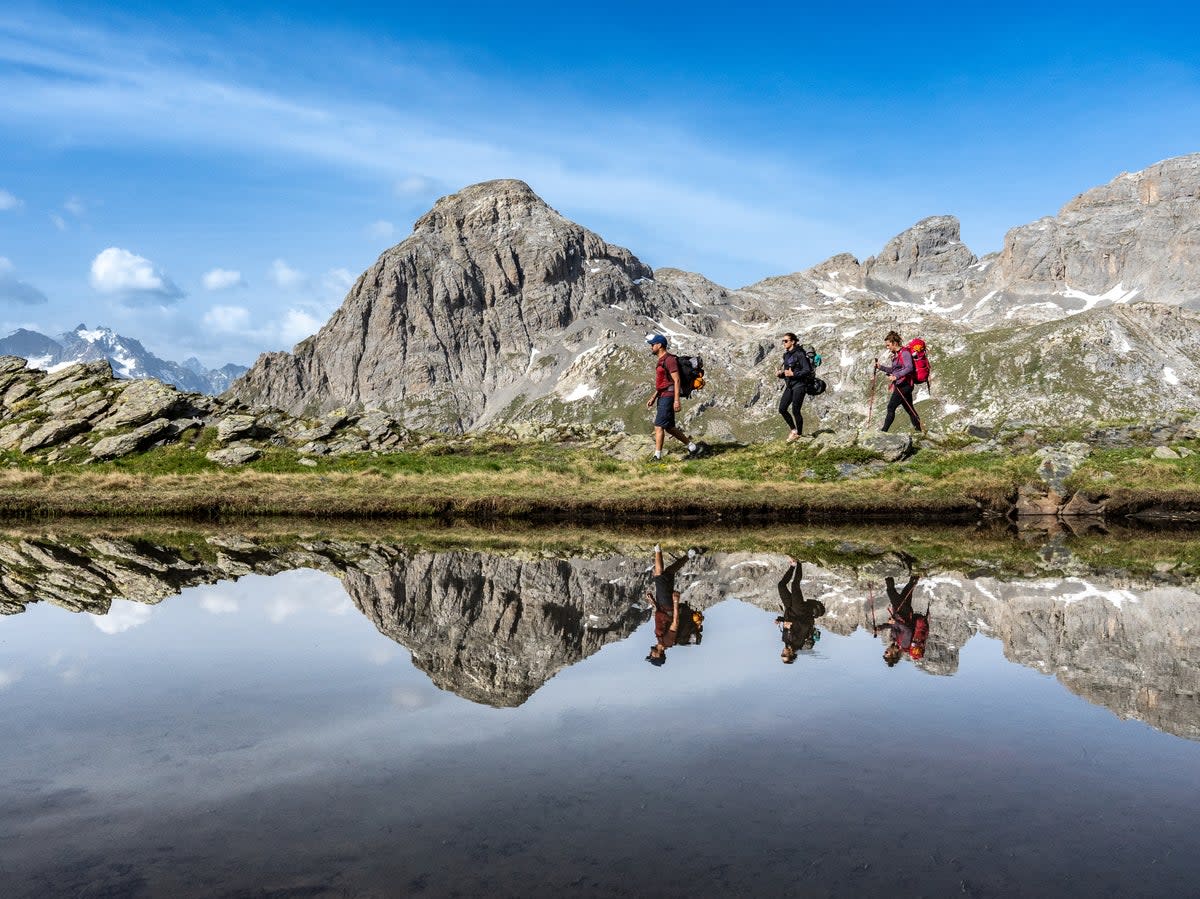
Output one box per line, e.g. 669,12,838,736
49,213,67,231
0,189,22,210
90,247,183,303
0,13,850,286
64,195,86,216
324,267,354,294
279,308,322,343
90,599,155,634
0,668,20,690
269,258,306,290
366,219,395,239
200,594,239,614
202,268,245,290
395,175,434,196
204,304,251,332
0,257,49,305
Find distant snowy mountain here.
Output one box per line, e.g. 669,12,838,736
0,325,247,395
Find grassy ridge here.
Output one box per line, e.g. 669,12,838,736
0,436,1197,520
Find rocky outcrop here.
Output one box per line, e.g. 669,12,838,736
0,356,427,464
227,180,676,430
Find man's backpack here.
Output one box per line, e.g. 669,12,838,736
904,339,931,384
675,355,705,398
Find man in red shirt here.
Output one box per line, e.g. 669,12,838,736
645,544,693,666
644,334,699,461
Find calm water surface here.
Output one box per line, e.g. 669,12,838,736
0,529,1197,897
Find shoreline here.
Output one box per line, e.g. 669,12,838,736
0,468,1198,522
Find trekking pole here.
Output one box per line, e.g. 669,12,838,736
897,381,926,434
864,358,879,428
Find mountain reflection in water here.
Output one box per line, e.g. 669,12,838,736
0,529,1196,738
2,525,1200,898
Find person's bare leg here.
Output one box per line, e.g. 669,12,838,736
665,426,690,446
654,546,664,576
654,427,666,453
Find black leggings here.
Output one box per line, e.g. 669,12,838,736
882,382,921,432
779,382,807,433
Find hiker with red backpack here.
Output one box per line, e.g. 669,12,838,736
874,330,924,433
872,574,930,666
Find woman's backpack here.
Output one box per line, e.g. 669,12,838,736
905,339,931,384
806,377,827,396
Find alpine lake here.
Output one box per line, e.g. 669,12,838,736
1,518,1197,898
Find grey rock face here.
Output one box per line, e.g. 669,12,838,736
94,379,187,430
860,432,913,462
90,418,173,460
215,414,259,443
862,215,979,305
206,443,262,466
228,179,673,429
19,418,88,453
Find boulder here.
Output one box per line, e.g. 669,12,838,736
89,418,174,460
216,414,259,443
1152,445,1181,460
37,361,114,400
0,420,35,450
860,432,913,462
1034,443,1092,494
206,443,262,466
19,418,90,453
1060,492,1107,517
2,381,36,409
1013,484,1063,517
94,379,186,430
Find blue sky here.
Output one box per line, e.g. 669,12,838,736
1,1,1199,366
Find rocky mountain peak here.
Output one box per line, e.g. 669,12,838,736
861,214,978,304
228,179,657,428
413,178,545,232
1063,153,1200,214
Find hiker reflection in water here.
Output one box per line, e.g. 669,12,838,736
776,557,826,663
646,545,690,666
872,574,929,667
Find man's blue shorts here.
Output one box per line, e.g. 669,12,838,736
654,393,676,428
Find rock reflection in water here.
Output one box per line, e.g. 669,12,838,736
0,531,1197,738
346,551,647,706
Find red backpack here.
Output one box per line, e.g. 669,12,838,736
909,613,930,659
905,339,931,384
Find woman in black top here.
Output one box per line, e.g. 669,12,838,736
776,332,814,441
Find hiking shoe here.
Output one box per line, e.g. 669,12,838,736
686,442,707,458
787,430,800,442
